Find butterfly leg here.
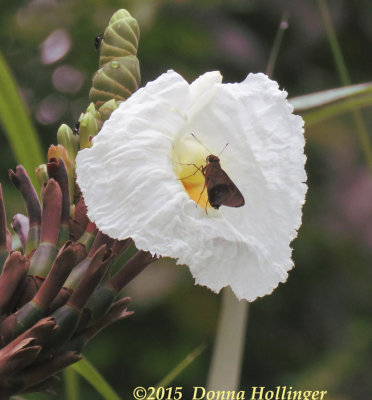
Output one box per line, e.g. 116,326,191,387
196,182,206,205
176,163,204,181
197,184,209,215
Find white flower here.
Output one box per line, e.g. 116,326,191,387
76,70,307,302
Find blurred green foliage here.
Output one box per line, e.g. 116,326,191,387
1,0,372,399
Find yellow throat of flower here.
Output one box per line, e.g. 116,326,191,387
172,136,210,210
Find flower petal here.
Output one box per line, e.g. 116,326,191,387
77,71,307,301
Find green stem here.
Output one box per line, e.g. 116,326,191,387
64,366,80,400
265,12,289,78
71,357,122,400
317,0,372,173
206,288,248,390
156,343,206,388
316,0,349,85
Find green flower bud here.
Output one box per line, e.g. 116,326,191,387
98,99,119,122
79,111,99,149
89,55,140,108
35,164,49,187
57,124,78,162
99,9,140,67
85,102,101,120
89,9,141,108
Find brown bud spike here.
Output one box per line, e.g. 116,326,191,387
9,166,41,227
0,317,57,358
40,179,62,244
77,221,97,252
47,158,70,221
0,252,29,314
74,197,89,229
47,287,72,312
11,214,29,251
0,339,41,378
47,145,72,171
68,245,111,311
33,243,77,309
15,275,43,307
108,250,156,293
6,350,81,393
111,238,132,256
0,184,7,249
82,297,133,344
47,145,74,205
88,230,115,257
69,219,85,241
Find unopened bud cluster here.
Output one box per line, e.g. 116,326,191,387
0,9,148,398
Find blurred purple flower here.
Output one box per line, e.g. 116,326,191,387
332,168,372,245
52,65,85,94
39,29,71,65
36,94,68,125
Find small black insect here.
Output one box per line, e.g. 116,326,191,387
94,34,104,50
73,121,80,134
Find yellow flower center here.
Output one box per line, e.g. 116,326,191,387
172,135,210,210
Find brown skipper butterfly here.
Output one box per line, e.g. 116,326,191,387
179,134,245,210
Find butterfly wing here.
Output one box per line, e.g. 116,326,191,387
205,165,245,209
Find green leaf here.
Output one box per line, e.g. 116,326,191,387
64,367,80,400
314,0,372,173
71,357,122,400
290,81,372,111
297,91,372,127
156,343,206,388
0,51,43,192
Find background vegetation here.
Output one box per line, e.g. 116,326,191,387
1,0,371,399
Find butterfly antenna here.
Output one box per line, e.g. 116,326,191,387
217,143,229,157
191,133,213,154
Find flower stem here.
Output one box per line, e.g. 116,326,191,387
265,12,289,78
316,0,372,173
206,12,290,387
207,13,289,389
64,366,80,400
206,287,248,390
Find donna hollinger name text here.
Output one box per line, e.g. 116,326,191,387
132,386,328,400
190,386,328,400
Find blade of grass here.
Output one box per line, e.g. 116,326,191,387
316,0,372,173
266,12,289,78
71,357,122,400
0,51,43,191
156,343,207,388
316,0,350,85
64,367,80,400
290,81,372,111
300,94,372,127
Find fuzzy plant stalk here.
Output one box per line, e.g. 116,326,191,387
0,9,155,398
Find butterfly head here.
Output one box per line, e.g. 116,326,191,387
206,154,220,164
